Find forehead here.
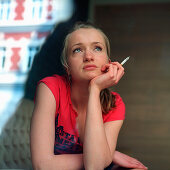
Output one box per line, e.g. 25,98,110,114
68,28,105,46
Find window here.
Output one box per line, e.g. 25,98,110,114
0,47,6,71
32,0,43,19
0,0,10,20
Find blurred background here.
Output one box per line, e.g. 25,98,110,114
0,0,170,169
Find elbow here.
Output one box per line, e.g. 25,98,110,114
104,155,113,169
102,153,113,169
32,160,46,170
85,156,113,170
100,150,113,169
87,162,113,170
32,163,42,170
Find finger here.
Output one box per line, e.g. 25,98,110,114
112,63,124,84
110,62,125,77
129,161,148,170
101,64,120,86
129,164,147,170
136,163,148,170
133,159,147,168
135,164,148,170
101,64,110,72
101,64,118,84
102,63,115,74
111,61,125,71
108,63,118,80
129,158,145,166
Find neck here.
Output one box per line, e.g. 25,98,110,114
70,80,90,114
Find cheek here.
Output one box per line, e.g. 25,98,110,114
68,62,80,75
99,54,109,64
69,60,79,71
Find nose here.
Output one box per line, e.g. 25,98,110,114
83,49,94,62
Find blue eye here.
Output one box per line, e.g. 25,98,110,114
95,46,102,51
73,48,81,53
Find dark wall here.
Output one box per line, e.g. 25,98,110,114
94,3,170,170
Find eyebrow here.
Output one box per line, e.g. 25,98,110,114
71,42,104,48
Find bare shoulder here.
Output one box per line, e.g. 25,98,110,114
35,82,56,107
33,82,56,118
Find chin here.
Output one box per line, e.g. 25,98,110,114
84,72,101,80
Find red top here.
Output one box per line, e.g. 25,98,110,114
38,74,125,155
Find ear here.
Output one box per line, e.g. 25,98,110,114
108,58,111,63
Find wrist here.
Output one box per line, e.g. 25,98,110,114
88,83,101,95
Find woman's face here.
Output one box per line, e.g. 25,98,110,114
67,28,109,82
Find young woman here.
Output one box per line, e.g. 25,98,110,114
30,22,147,170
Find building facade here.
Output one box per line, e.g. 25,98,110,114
0,0,73,84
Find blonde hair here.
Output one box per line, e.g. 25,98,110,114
61,22,116,113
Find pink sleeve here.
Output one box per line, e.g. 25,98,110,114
36,75,60,112
102,92,125,123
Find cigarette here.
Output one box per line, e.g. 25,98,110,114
121,56,130,65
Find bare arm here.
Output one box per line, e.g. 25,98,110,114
83,86,123,170
30,83,84,170
83,63,124,170
83,62,147,170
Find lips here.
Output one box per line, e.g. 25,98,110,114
83,64,97,70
